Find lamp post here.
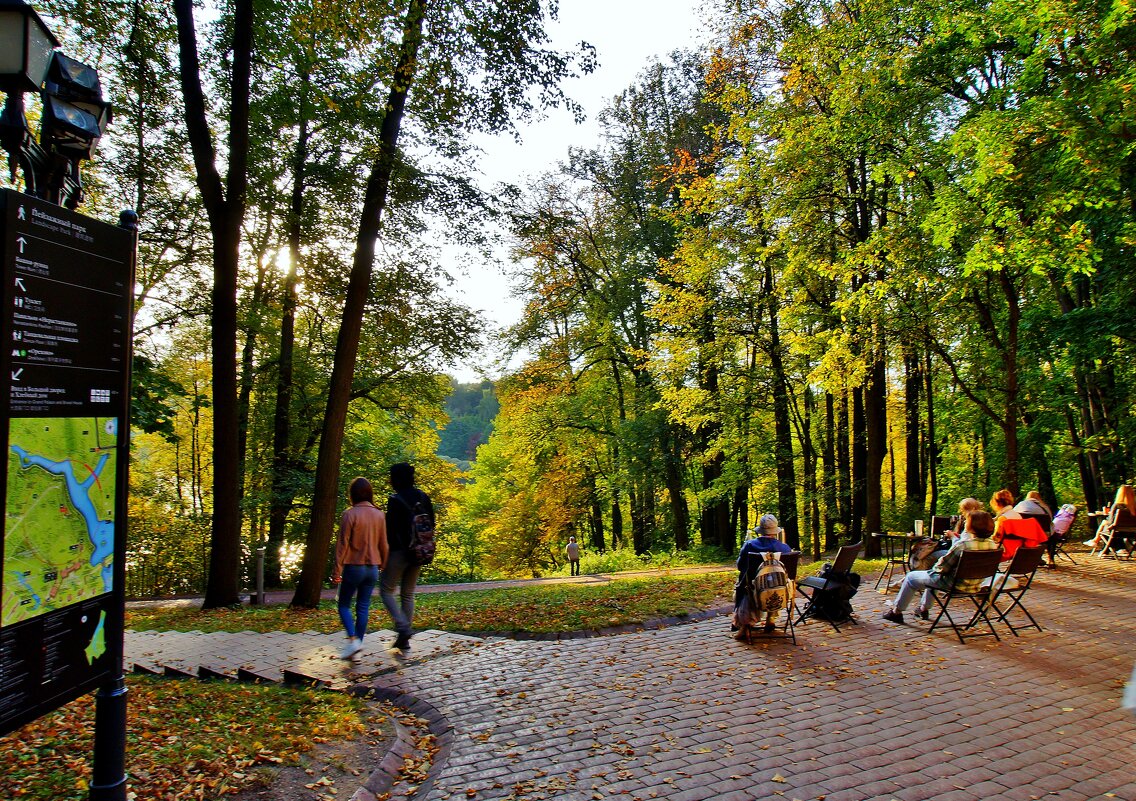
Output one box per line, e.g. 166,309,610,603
0,0,110,208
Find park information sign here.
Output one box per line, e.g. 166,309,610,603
0,189,133,736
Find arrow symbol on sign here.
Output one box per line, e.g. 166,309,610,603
14,278,25,291
16,236,26,253
11,368,22,381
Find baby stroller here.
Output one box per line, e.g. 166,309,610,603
733,551,798,644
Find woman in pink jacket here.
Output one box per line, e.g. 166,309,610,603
332,477,388,660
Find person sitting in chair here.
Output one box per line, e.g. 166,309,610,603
734,514,792,636
882,511,998,624
1085,485,1136,556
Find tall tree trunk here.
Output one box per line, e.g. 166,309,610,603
998,272,1022,497
586,469,606,552
611,487,624,549
852,386,866,544
837,390,851,538
237,262,268,506
267,85,310,587
904,350,922,515
1065,405,1098,513
803,388,820,560
663,424,690,550
823,391,838,550
766,264,799,551
292,0,427,607
864,346,887,557
175,0,253,609
924,348,939,515
629,485,647,554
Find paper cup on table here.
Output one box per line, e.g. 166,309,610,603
914,519,924,538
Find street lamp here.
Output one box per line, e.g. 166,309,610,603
0,0,110,208
0,0,58,93
41,51,112,160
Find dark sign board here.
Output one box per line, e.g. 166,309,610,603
0,189,133,736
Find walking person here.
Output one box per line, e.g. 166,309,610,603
566,535,581,576
382,462,434,651
332,477,387,660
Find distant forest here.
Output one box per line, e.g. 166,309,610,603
437,381,498,464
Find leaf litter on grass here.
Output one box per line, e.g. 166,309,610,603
0,675,389,800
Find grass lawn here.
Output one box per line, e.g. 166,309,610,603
126,558,885,635
0,675,379,801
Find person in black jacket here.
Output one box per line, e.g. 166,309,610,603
381,462,434,650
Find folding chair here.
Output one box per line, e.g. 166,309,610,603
925,548,1005,644
996,517,1047,562
735,551,799,644
1093,508,1136,559
989,545,1046,636
796,542,862,632
1046,508,1078,566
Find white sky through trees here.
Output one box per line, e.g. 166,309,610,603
444,0,707,382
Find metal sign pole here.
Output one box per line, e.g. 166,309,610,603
87,209,136,801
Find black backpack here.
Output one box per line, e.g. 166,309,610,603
807,566,860,622
395,492,436,566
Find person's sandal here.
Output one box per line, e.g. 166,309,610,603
915,606,930,621
882,610,904,624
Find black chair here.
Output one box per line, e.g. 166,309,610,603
735,551,800,645
925,548,1005,644
1017,513,1049,563
796,542,862,632
989,545,1046,636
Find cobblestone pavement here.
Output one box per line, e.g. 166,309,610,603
128,555,1136,801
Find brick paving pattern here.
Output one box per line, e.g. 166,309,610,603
128,555,1136,801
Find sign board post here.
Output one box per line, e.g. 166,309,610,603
0,189,134,800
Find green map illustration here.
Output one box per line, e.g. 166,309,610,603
3,417,117,628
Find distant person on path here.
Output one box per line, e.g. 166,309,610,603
882,511,998,625
734,514,793,635
566,535,581,576
382,462,434,651
332,477,387,660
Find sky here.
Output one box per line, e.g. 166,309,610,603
443,0,709,382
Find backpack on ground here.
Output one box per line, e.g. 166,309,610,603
395,492,436,566
751,552,791,614
806,565,860,622
908,538,939,571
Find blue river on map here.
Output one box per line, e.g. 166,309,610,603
10,445,113,592
14,571,41,610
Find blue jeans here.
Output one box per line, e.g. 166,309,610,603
338,564,379,639
381,549,422,636
894,569,950,612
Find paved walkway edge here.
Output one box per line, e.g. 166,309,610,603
355,684,454,801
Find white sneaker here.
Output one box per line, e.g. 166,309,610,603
340,638,363,660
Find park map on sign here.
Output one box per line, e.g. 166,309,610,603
3,418,117,654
